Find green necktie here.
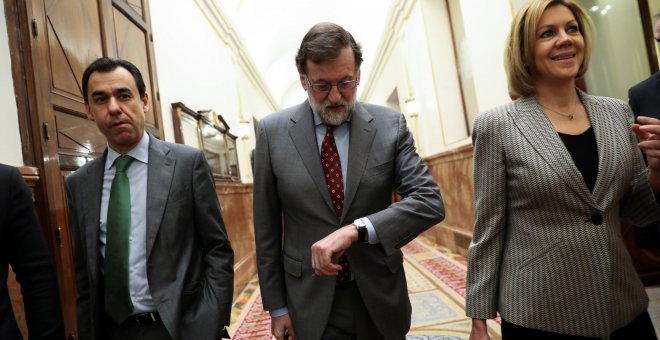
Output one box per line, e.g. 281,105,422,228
104,155,135,324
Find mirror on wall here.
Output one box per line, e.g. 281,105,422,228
172,102,240,181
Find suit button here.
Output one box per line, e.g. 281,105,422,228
589,213,603,225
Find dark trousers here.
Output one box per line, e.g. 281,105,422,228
321,281,390,340
102,312,172,340
502,310,657,340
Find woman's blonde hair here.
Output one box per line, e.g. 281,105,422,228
504,0,594,97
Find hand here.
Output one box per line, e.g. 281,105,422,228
311,225,358,276
271,313,297,340
634,116,660,190
469,319,490,340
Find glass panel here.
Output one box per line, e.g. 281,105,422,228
179,114,202,149
226,137,239,178
201,125,229,177
171,104,240,181
578,0,650,99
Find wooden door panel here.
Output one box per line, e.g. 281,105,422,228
118,0,144,19
112,6,155,126
47,23,81,99
12,0,162,337
45,0,103,102
55,111,106,155
56,173,77,338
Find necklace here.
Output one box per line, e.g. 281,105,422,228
540,96,578,120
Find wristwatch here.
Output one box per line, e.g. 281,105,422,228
353,219,368,243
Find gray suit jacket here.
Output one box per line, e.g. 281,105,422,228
66,134,234,340
465,92,660,339
253,101,444,340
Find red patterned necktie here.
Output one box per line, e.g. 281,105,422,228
321,125,352,283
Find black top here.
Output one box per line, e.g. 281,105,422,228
558,126,598,192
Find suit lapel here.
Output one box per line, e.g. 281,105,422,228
342,104,376,223
83,153,106,285
511,95,598,209
583,93,615,208
288,102,337,214
145,135,175,258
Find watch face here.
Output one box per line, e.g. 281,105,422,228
355,223,367,242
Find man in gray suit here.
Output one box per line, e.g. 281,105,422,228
66,57,234,340
253,22,445,340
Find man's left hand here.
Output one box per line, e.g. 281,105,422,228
311,225,358,276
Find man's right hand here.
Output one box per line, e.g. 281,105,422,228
272,313,297,340
469,318,490,340
311,224,357,276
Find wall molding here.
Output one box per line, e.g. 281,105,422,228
194,0,279,112
361,0,416,101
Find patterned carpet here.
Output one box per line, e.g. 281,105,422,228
228,237,502,339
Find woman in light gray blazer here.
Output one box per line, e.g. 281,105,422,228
466,1,660,339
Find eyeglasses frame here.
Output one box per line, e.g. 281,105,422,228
304,75,360,93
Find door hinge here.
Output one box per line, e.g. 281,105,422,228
31,19,38,37
55,226,62,247
42,122,50,140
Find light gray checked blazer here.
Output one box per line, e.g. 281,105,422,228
465,90,660,339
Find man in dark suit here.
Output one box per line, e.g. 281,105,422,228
628,12,660,248
0,163,63,339
66,58,234,340
253,22,445,340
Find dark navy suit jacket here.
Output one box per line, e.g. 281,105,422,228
0,164,63,339
629,71,660,248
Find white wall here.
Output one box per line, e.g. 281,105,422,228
150,1,236,143
362,0,512,157
7,0,641,171
0,4,24,166
582,0,650,100
419,0,467,148
149,1,275,182
459,0,512,113
362,1,448,157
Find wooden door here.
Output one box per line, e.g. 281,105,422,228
8,0,162,337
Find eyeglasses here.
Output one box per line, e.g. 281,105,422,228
305,77,359,93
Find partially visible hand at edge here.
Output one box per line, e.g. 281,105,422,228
271,313,296,340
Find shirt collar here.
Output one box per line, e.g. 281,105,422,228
105,132,150,170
